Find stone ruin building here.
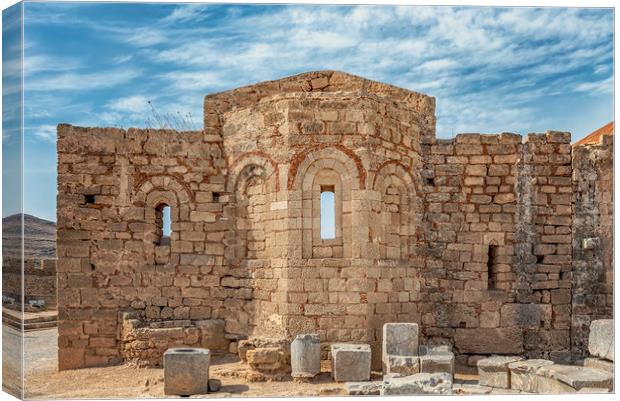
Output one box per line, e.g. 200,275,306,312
56,71,613,371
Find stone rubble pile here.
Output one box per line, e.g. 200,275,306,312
161,319,613,396
473,319,614,394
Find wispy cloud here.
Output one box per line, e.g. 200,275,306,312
26,68,139,91
30,124,58,142
106,95,150,113
21,4,614,139
574,76,613,95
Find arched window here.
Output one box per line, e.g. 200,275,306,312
155,204,172,246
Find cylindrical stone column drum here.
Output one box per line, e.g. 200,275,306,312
291,334,321,378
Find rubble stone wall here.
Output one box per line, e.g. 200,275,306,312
56,125,230,369
571,135,614,361
421,132,573,362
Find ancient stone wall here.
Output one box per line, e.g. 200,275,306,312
56,125,230,369
421,132,573,363
571,134,614,361
2,257,57,309
56,71,612,371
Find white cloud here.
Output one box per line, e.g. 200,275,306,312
31,124,58,142
26,69,139,91
162,4,211,24
125,27,168,47
107,95,150,113
22,4,613,143
574,76,613,95
159,70,225,91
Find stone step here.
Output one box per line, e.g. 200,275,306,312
2,315,57,331
536,364,613,393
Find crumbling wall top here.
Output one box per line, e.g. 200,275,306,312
203,70,436,131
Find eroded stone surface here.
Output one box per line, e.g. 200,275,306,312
583,357,613,374
477,355,523,389
508,359,554,392
331,343,371,382
382,323,419,357
588,319,614,361
419,346,454,376
453,383,493,395
536,364,613,392
385,355,420,376
381,372,452,395
163,348,210,396
291,334,320,378
344,381,382,395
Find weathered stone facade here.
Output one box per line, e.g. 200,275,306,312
571,134,614,361
56,71,613,370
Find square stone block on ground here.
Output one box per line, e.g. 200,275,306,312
477,355,523,389
508,359,554,393
382,323,419,374
331,343,372,382
381,372,453,395
588,319,614,361
291,334,321,378
382,323,419,357
536,365,613,393
164,348,210,396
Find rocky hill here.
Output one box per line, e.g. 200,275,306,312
2,214,56,258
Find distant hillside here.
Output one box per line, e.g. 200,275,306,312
2,214,56,258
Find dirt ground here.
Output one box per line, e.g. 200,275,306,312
4,325,477,399
5,325,350,399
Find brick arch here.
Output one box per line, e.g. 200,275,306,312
133,175,193,205
289,145,366,190
372,161,415,194
372,161,417,260
227,152,279,193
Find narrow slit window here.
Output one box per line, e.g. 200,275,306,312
320,186,336,239
488,244,497,290
156,204,172,246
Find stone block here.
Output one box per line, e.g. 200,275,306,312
536,365,613,393
164,348,210,396
455,328,523,354
382,322,419,356
583,357,613,374
500,303,551,328
291,334,320,378
381,372,452,395
477,356,523,389
246,347,288,373
385,355,420,376
195,319,229,351
382,322,418,373
419,349,455,376
588,319,613,361
345,381,382,395
508,359,554,392
331,343,371,382
453,383,492,395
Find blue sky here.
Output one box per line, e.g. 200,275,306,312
2,3,614,221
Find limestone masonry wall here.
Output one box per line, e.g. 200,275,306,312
571,135,613,361
2,257,57,309
56,70,612,370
